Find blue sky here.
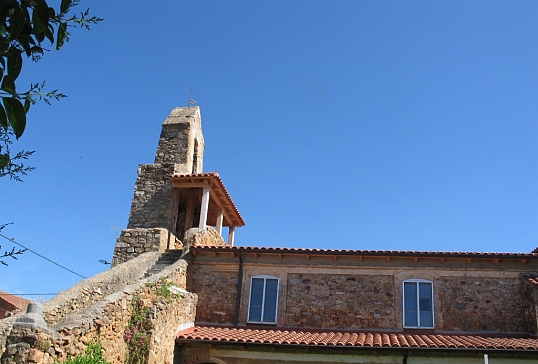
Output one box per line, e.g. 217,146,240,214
1,1,537,299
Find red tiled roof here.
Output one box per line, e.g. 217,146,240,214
191,245,538,259
169,172,245,227
176,326,538,352
0,290,30,308
0,290,29,318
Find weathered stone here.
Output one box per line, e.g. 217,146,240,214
13,303,48,330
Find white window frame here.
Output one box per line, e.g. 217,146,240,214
247,275,279,324
403,279,434,329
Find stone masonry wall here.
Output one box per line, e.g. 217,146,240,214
154,122,190,167
126,164,175,230
44,252,160,326
153,107,204,174
184,227,225,249
441,276,527,332
113,228,167,265
522,280,538,334
187,264,238,325
1,254,196,364
112,107,205,266
285,273,395,329
0,317,17,355
0,252,160,354
188,254,536,333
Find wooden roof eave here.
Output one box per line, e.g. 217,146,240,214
190,247,538,265
169,173,245,227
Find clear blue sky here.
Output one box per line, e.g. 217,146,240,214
1,1,537,299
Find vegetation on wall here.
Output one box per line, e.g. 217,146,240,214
124,295,151,364
60,341,111,364
124,278,180,364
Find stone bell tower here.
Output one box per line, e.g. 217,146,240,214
112,107,244,266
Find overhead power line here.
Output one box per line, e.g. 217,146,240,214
0,233,87,279
0,292,57,296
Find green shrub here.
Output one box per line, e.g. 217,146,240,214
61,341,110,364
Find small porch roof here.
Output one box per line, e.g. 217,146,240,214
169,172,245,228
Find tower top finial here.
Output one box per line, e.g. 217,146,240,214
188,86,196,107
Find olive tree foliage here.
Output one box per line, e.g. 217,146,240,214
0,0,102,181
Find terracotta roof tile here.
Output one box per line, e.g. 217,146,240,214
0,290,30,309
191,245,538,259
176,326,538,352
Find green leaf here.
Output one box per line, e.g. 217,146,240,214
7,49,22,80
60,0,72,13
45,26,54,44
18,35,31,55
1,75,15,95
0,102,7,129
35,31,45,43
31,5,47,35
0,39,8,54
0,153,10,169
23,97,30,113
20,6,33,37
56,22,67,50
30,46,43,53
30,0,50,37
8,6,25,40
3,98,26,139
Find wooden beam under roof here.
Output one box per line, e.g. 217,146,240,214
169,172,245,228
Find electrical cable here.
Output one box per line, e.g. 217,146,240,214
0,292,57,296
0,232,87,279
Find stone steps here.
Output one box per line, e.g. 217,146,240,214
144,250,183,277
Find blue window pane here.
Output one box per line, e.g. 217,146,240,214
404,282,418,327
420,310,433,328
404,282,417,297
263,305,276,323
418,282,433,327
404,281,434,328
419,297,431,311
249,277,279,324
263,279,278,323
249,306,262,322
248,278,264,322
419,282,432,299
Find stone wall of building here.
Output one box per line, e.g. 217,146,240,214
187,264,238,325
184,227,226,249
441,276,527,332
285,273,395,329
153,107,204,174
125,165,175,231
1,254,196,364
113,228,168,265
522,280,538,334
112,107,206,266
189,252,537,333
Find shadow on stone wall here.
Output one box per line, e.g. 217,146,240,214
0,252,197,364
